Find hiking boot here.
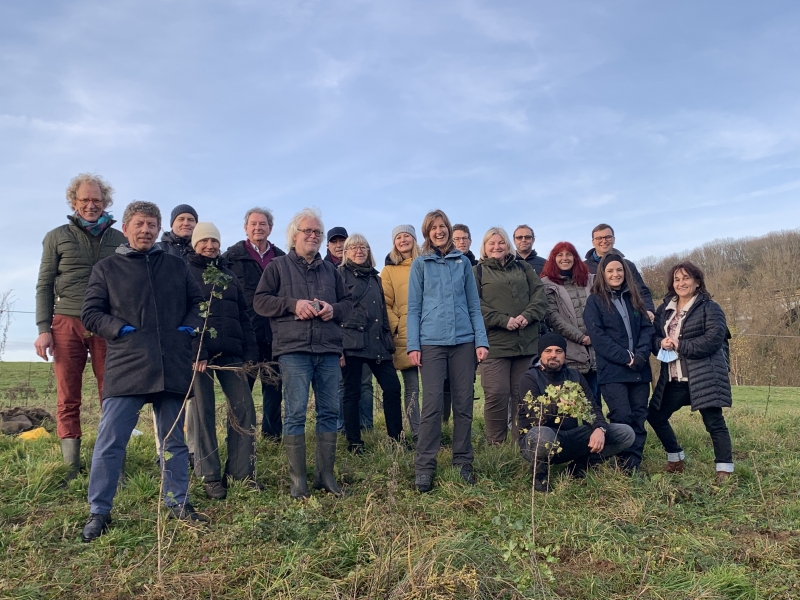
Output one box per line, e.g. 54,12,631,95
415,473,433,493
459,464,477,486
81,513,112,542
312,432,343,497
347,442,365,455
665,459,685,474
168,503,209,523
61,438,81,483
205,480,227,500
715,471,732,484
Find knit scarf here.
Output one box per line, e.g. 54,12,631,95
345,260,374,276
76,212,113,236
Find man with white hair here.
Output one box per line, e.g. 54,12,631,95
254,208,353,498
34,173,126,480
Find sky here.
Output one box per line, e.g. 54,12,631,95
1,0,799,361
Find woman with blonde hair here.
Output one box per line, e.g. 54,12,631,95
338,234,404,453
474,227,546,444
382,225,422,440
407,209,489,492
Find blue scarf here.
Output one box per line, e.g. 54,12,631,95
76,212,113,236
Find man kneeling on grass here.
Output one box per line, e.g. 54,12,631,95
518,333,635,493
80,201,207,542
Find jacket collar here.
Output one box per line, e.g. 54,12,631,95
116,243,164,257
421,248,463,261
289,249,322,266
161,230,192,246
585,247,626,262
188,251,230,269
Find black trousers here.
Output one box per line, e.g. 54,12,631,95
342,357,403,446
192,360,257,481
249,340,282,439
647,381,733,464
600,381,651,470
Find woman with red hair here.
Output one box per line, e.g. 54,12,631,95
540,242,599,400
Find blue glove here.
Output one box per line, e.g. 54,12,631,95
178,326,195,336
118,325,136,338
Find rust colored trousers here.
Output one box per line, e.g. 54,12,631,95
52,314,106,439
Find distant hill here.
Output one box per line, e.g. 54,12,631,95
638,229,800,386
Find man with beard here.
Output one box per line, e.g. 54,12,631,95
517,333,634,492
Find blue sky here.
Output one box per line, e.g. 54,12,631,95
1,0,799,360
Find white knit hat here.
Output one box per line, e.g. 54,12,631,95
392,224,417,241
191,222,221,248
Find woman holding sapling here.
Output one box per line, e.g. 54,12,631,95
406,209,489,493
382,225,422,441
584,253,654,473
338,233,404,454
647,261,734,483
187,223,261,500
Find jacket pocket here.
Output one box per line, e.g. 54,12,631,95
272,315,309,347
341,321,366,351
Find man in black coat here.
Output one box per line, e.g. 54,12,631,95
452,224,478,266
80,201,206,542
518,333,634,492
159,204,198,259
222,208,286,440
584,223,655,318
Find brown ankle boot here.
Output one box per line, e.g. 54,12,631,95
665,459,684,473
715,471,732,484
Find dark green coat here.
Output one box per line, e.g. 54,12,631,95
474,256,547,359
36,216,126,333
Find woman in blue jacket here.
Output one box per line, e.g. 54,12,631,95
584,253,654,472
407,209,489,493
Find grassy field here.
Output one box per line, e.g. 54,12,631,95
1,361,799,599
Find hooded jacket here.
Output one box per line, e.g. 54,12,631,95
406,249,489,352
81,244,204,398
474,256,547,359
541,274,596,373
253,250,353,358
649,293,732,412
222,240,286,347
158,230,193,260
381,257,415,370
187,253,259,364
583,248,655,313
36,215,126,333
584,287,654,385
338,261,395,361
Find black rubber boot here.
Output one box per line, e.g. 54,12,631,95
284,434,310,499
312,432,343,497
61,438,81,482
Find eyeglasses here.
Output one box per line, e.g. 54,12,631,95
77,199,103,206
298,228,323,237
514,235,533,241
348,245,369,252
593,235,615,242
453,236,470,242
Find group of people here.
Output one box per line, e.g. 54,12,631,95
34,173,735,542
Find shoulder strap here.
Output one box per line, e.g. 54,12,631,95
476,263,483,298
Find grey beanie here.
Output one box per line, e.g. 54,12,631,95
170,204,198,226
392,224,417,241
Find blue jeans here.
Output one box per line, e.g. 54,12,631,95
279,352,340,436
88,393,189,515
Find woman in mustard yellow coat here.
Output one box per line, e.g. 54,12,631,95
382,225,421,440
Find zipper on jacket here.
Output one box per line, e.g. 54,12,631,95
146,253,167,388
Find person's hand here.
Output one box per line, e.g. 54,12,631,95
647,311,655,323
295,299,320,320
506,318,520,331
194,360,208,372
628,356,635,367
581,335,591,346
516,315,529,329
408,350,422,367
315,299,334,321
339,355,346,368
661,338,673,350
588,428,605,453
34,332,54,361
476,346,489,363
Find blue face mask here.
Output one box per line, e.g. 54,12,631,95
657,348,679,363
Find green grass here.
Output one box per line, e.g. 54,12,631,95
1,362,799,599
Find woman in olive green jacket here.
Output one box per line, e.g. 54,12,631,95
475,227,547,444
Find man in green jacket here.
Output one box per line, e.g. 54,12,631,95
34,173,126,479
